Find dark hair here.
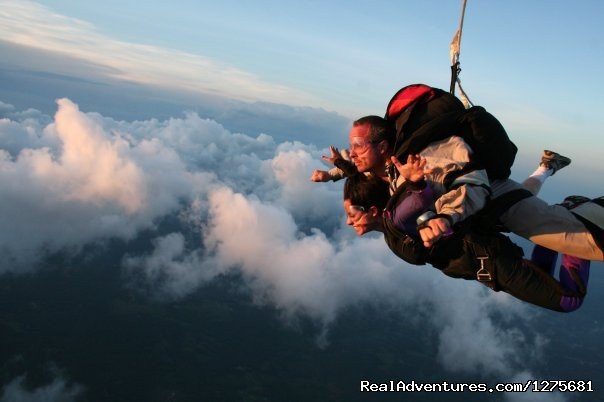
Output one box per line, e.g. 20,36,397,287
352,115,396,148
343,174,390,211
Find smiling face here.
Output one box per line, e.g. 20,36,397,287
343,198,380,236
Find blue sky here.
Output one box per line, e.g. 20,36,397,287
6,0,603,115
1,0,603,185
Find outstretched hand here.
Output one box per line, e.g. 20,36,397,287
321,145,340,165
310,169,331,182
310,146,341,182
390,154,432,183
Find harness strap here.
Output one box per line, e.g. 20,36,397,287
442,161,490,190
465,240,497,290
478,188,533,232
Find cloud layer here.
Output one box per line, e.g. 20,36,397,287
0,99,212,269
0,98,552,387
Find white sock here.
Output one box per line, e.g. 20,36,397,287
528,165,553,184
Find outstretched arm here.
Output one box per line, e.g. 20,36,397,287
310,146,348,182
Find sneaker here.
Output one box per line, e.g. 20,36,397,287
540,150,571,175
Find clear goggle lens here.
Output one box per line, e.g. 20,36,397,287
349,137,381,152
347,205,366,219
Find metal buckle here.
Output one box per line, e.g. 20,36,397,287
476,256,492,282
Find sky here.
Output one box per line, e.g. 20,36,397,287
0,1,603,401
1,0,602,173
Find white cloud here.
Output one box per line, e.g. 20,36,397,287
51,98,146,212
0,103,53,156
0,98,550,381
135,184,542,377
434,286,527,375
0,0,319,108
0,97,342,270
0,99,211,271
270,142,345,230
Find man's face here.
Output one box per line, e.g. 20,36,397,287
348,124,386,173
343,199,374,236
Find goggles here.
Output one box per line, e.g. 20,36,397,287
347,204,367,220
349,137,383,153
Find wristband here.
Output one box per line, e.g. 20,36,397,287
416,212,454,236
416,211,436,230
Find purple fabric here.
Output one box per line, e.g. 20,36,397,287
530,245,558,276
559,254,590,312
391,185,434,234
530,245,590,312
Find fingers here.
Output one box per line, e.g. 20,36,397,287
412,155,433,177
418,217,452,247
417,157,426,169
329,145,339,157
310,169,329,182
321,146,340,164
393,154,432,181
419,227,437,248
313,146,342,181
430,218,450,234
413,155,426,168
321,155,335,164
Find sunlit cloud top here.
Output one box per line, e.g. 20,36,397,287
0,0,320,107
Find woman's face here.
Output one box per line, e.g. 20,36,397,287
343,199,378,236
